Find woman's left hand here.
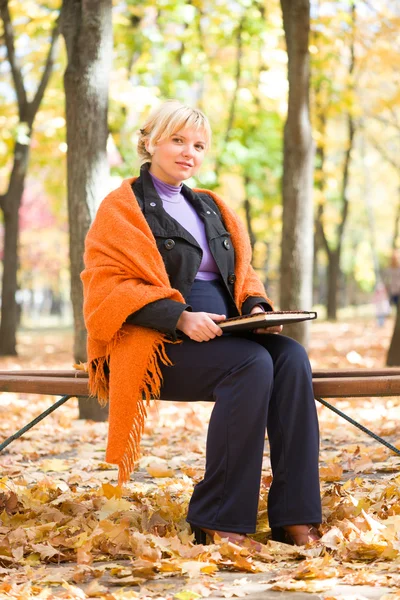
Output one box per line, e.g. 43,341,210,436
250,306,283,335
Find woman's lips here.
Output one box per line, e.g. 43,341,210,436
176,162,193,168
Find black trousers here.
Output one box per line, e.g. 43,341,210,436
161,334,321,533
159,280,322,533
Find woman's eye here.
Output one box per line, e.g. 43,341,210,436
196,145,205,151
172,137,182,143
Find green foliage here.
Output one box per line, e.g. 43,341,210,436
2,0,400,301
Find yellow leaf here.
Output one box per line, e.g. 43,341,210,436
62,581,87,599
272,579,335,593
40,459,70,472
146,463,176,478
85,579,109,597
98,497,132,520
361,509,386,533
174,591,202,600
101,482,123,499
200,563,219,574
320,527,345,550
73,361,88,371
319,462,343,482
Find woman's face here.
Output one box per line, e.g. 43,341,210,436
148,126,207,186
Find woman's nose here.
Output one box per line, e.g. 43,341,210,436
182,145,194,157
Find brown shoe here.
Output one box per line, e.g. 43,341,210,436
191,525,263,552
271,524,321,546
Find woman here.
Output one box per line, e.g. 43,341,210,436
81,100,322,548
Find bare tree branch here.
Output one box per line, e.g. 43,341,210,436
224,17,244,140
389,105,400,130
368,136,399,171
29,18,61,120
315,203,332,260
0,1,60,124
368,113,400,133
214,16,244,179
0,0,28,115
336,112,355,251
336,0,356,252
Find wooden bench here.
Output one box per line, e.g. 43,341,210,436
1,368,400,455
2,368,400,397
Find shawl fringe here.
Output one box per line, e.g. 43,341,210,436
87,330,127,406
116,336,175,485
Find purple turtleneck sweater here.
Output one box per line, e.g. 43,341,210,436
150,172,220,281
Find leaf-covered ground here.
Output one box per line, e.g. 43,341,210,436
0,318,400,599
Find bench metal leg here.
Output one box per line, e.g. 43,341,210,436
316,396,400,456
0,395,73,453
1,393,399,459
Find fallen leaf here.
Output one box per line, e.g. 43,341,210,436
174,591,202,600
146,462,176,478
40,458,70,472
101,482,123,499
98,497,132,520
85,579,110,597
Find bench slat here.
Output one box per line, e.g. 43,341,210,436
313,376,400,397
312,368,400,377
0,370,87,378
0,376,88,396
2,374,400,398
2,368,400,379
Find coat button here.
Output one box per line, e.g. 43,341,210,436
228,273,236,284
223,239,230,250
164,239,175,250
150,202,156,207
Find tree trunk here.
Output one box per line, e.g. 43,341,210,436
325,110,354,320
243,176,256,253
313,2,356,321
0,2,60,356
386,185,400,366
392,186,400,250
313,81,327,306
0,142,30,355
326,250,340,320
61,0,112,420
387,302,400,365
279,0,314,347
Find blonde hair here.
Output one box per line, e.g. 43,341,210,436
137,100,211,165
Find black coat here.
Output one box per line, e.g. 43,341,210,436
125,166,270,339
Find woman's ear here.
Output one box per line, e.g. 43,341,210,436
144,139,154,156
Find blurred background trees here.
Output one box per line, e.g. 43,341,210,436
0,0,60,355
1,0,400,374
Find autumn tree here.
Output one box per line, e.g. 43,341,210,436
367,96,400,367
0,0,60,356
313,1,357,321
60,0,112,420
279,0,314,347
368,122,400,365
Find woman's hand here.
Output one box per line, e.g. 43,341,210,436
250,306,283,335
177,311,226,342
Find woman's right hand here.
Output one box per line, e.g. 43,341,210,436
176,311,226,342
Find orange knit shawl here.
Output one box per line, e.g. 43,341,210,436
81,177,272,484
